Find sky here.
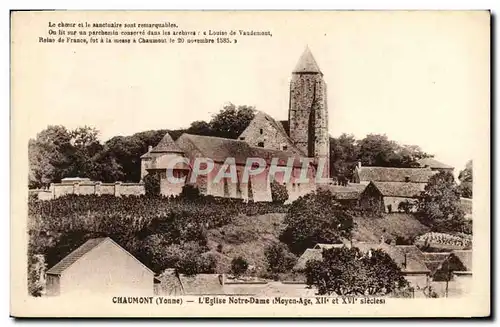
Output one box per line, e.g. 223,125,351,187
13,11,489,174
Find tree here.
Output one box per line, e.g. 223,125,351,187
264,242,297,274
144,172,161,196
329,134,359,182
179,184,202,200
231,256,249,277
417,171,466,233
187,120,213,136
280,189,354,254
458,160,473,198
270,180,288,204
209,103,255,139
305,247,408,296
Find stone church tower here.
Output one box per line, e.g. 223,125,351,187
288,47,330,178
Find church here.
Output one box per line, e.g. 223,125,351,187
140,47,330,202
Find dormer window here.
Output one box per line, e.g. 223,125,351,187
260,129,263,134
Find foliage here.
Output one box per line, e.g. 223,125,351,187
280,189,354,255
179,184,202,200
270,181,289,204
416,171,467,233
397,200,415,214
264,242,297,274
305,247,408,296
458,160,473,198
27,253,45,297
28,194,286,274
143,172,161,196
231,256,249,277
414,232,472,249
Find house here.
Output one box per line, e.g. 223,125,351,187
424,250,472,297
417,158,454,173
45,237,155,296
140,48,331,200
362,181,426,213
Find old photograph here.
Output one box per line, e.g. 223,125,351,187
10,10,490,317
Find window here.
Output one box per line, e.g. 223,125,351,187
260,129,263,134
281,144,288,151
239,137,245,140
258,142,264,147
404,176,410,182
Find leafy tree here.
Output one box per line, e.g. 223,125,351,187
270,180,288,204
209,103,255,139
144,172,161,196
398,200,416,214
417,171,466,233
329,134,358,182
305,247,408,296
458,160,473,198
264,242,297,274
231,256,249,277
280,189,354,254
187,120,213,136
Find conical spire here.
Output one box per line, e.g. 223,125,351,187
151,132,184,153
292,46,322,74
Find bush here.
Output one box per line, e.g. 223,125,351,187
280,189,354,254
179,184,202,200
231,256,249,277
264,243,297,274
270,181,288,204
144,172,161,196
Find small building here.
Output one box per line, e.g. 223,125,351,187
417,158,454,173
318,183,367,207
365,181,426,213
45,237,155,296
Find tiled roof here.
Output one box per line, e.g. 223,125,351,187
294,242,429,274
417,158,454,170
178,133,305,167
179,274,225,295
452,250,472,271
422,253,452,275
319,183,367,200
371,181,426,198
356,166,436,183
293,47,322,74
46,238,108,275
155,269,185,296
152,133,185,153
293,248,323,271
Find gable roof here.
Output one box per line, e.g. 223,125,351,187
452,250,472,271
177,133,306,167
356,166,436,183
319,183,367,200
151,133,184,153
46,237,153,276
422,253,453,275
293,47,322,74
417,158,454,170
178,274,225,295
371,181,426,198
293,248,323,271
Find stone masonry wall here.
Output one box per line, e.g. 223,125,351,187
30,182,146,200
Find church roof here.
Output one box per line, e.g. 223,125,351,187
177,133,305,167
151,132,184,153
293,47,322,74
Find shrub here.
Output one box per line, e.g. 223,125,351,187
144,172,161,196
179,184,202,200
264,243,297,274
270,181,288,204
231,256,249,277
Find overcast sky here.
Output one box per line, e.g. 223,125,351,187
14,11,489,173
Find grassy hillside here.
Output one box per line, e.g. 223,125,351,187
205,212,430,275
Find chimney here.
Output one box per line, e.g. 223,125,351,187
358,161,362,169
218,274,225,286
148,145,153,152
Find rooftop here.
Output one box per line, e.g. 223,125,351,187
292,47,322,74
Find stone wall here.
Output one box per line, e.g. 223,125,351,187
30,181,146,200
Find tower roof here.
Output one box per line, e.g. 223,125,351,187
293,47,322,74
151,132,184,153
